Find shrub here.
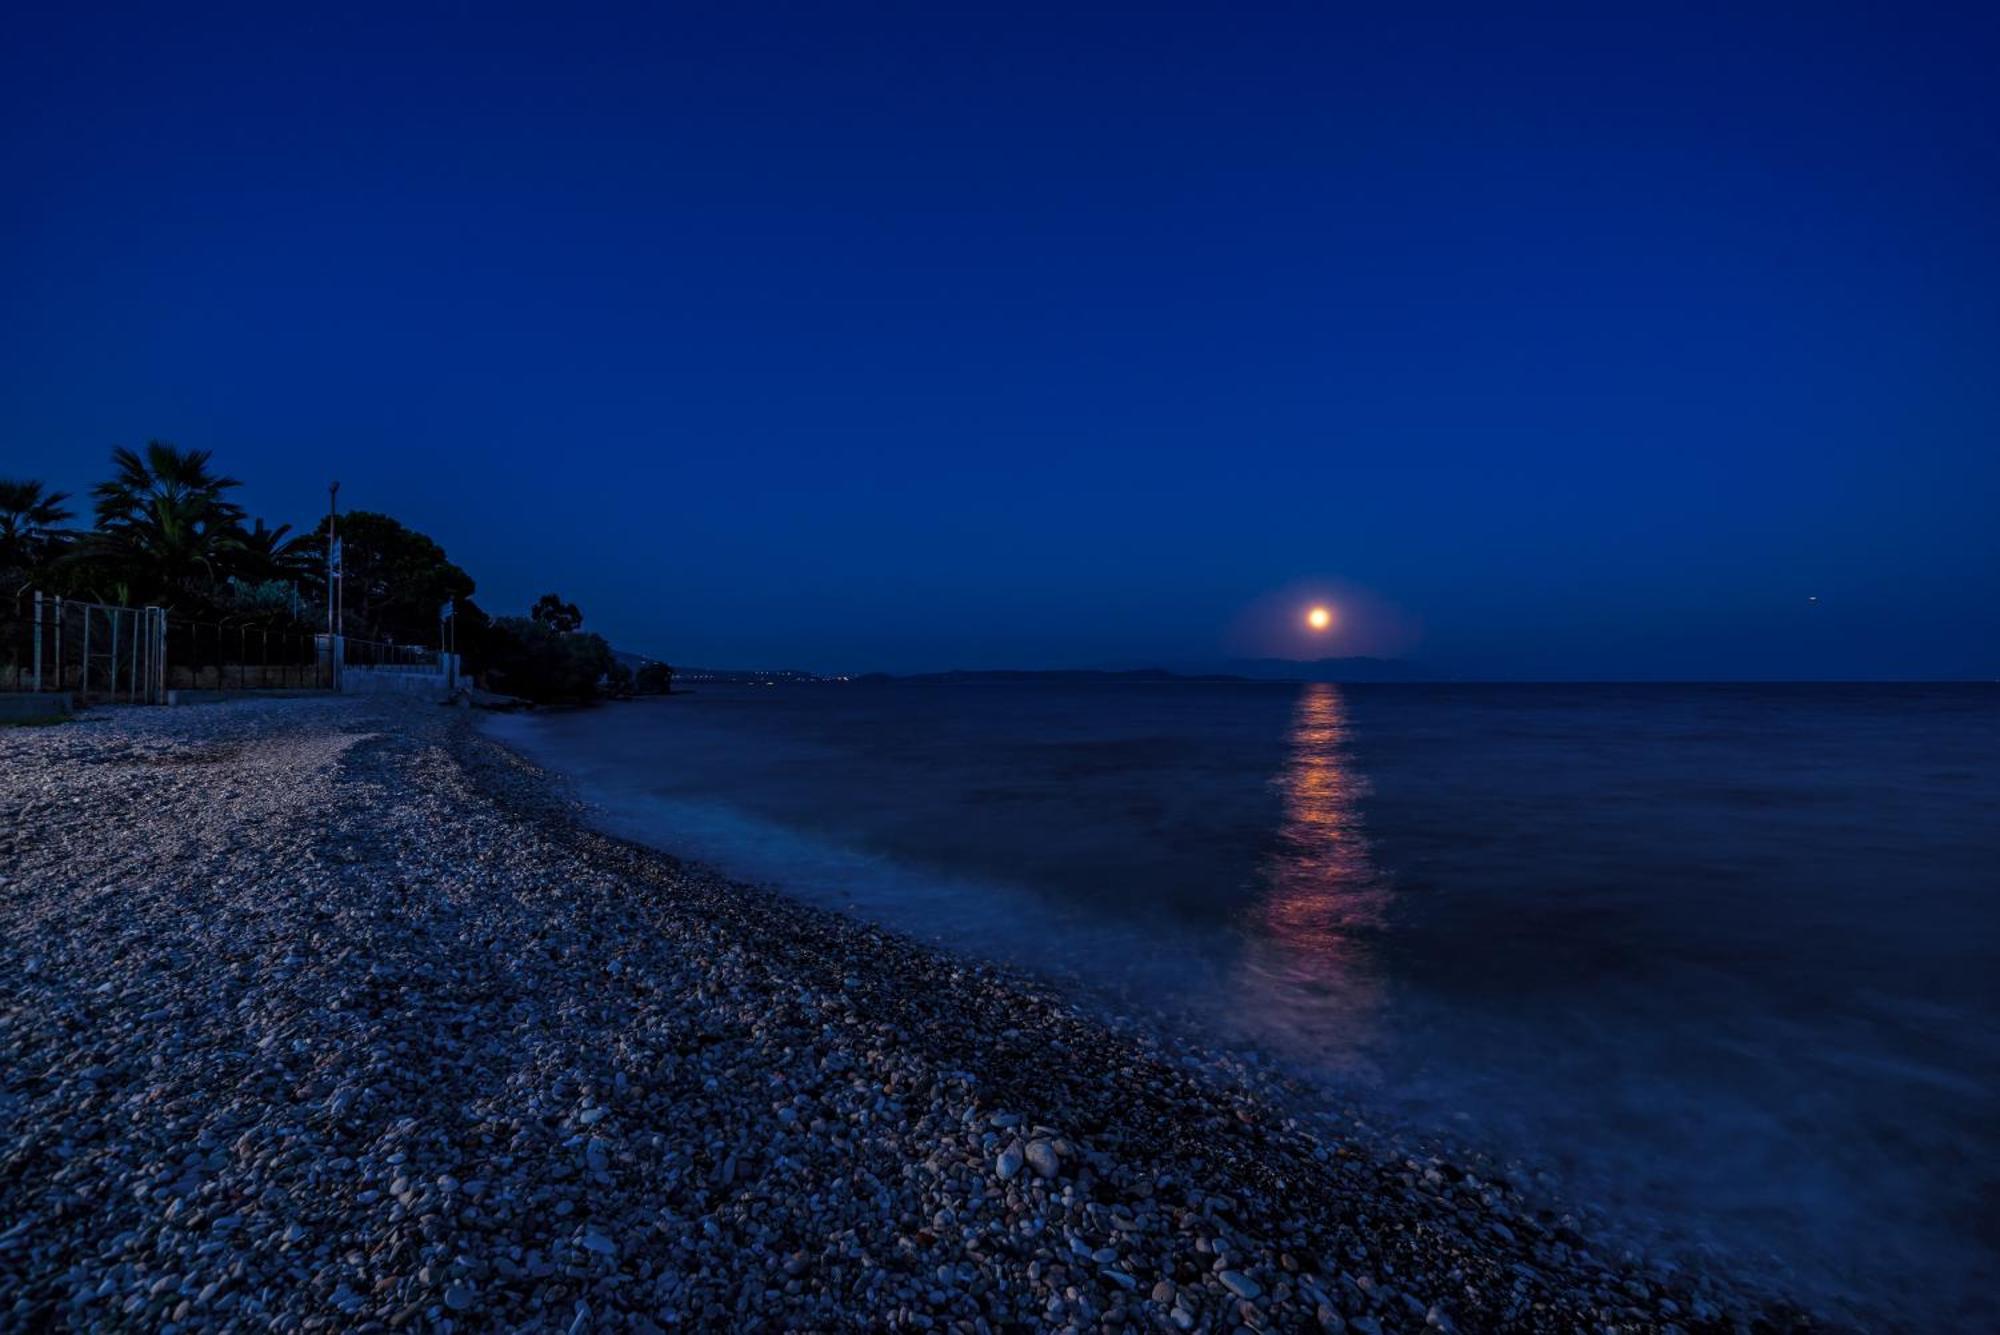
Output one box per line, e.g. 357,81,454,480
480,616,615,703
634,661,674,694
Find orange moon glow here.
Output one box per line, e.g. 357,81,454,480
1306,605,1333,630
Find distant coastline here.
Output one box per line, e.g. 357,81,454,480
863,659,1420,684
667,657,1427,686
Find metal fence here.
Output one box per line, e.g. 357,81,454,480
3,593,168,703
341,637,441,672
3,590,459,703
165,620,330,692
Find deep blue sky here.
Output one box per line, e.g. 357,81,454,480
5,3,1995,677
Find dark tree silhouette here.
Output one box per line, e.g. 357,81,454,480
481,615,614,702
634,660,674,694
77,443,248,599
531,593,583,634
0,479,74,578
238,518,316,584
307,510,476,644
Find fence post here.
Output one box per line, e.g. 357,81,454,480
148,608,166,704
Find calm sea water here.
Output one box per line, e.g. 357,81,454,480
490,682,1998,1326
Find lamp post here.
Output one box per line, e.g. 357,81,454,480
326,481,341,637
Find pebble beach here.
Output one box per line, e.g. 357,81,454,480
0,697,1811,1332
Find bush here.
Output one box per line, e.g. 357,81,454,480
480,616,615,703
634,661,674,694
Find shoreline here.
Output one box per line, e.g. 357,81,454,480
1,697,1811,1330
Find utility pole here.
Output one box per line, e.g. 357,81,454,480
327,481,340,636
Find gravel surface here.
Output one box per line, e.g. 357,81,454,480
0,698,1811,1331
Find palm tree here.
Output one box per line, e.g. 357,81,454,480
71,443,248,602
0,479,74,575
238,518,315,583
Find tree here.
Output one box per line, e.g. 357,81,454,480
634,660,674,694
531,592,583,634
213,577,307,626
77,442,248,601
0,479,74,581
480,615,615,703
237,518,315,584
307,510,475,645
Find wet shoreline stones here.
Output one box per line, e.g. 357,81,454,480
0,698,1813,1330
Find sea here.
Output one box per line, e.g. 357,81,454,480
488,680,1998,1327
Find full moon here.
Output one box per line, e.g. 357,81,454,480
1306,605,1333,631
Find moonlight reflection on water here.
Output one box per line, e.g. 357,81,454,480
1234,684,1390,1068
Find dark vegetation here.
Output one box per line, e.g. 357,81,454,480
486,609,615,705
3,443,671,704
634,660,673,694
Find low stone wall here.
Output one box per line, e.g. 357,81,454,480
326,645,467,702
338,665,464,701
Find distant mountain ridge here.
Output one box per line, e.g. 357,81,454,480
626,658,1425,685
1204,656,1423,682
854,667,1238,685
675,665,831,684
856,658,1423,684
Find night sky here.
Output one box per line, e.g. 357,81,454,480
4,3,1995,678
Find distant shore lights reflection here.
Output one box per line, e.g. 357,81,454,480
1235,683,1390,1065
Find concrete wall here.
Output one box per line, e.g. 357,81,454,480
336,651,467,702
338,666,460,700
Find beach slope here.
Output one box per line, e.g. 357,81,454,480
0,698,1802,1331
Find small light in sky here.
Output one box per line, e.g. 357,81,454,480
1306,605,1333,631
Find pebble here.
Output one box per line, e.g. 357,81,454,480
0,697,1812,1332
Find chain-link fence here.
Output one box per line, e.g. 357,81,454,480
2,593,168,703
164,620,331,692
5,592,343,701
